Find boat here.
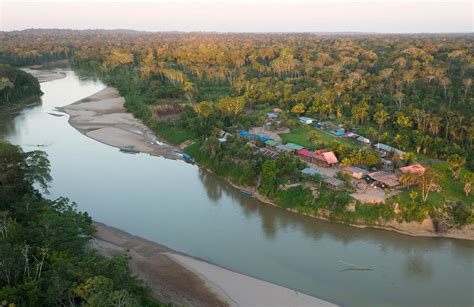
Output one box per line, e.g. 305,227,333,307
120,145,139,154
240,189,253,197
182,153,195,164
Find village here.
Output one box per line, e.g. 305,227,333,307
233,109,427,204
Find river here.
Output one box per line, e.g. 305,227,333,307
0,70,472,307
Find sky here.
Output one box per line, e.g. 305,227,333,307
0,0,472,33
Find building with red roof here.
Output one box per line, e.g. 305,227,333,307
297,149,313,162
398,163,426,175
313,151,339,167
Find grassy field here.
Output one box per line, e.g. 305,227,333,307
280,125,357,150
151,122,196,145
196,85,233,102
393,162,473,207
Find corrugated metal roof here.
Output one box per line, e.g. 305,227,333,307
298,149,313,157
374,143,405,155
356,136,371,143
345,166,368,174
239,130,252,137
368,171,400,187
286,143,304,150
324,176,344,187
254,134,270,142
276,144,293,152
322,151,339,164
301,168,319,176
399,163,426,174
346,132,359,138
265,139,279,146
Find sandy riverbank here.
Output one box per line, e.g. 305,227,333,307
22,67,67,83
92,221,336,307
60,87,179,159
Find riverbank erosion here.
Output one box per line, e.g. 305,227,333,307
60,87,179,159
92,221,335,307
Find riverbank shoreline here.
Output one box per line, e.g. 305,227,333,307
92,221,336,307
64,85,473,241
62,86,339,304
207,167,474,241
22,67,67,83
59,86,180,160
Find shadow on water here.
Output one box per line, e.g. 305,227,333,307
197,168,474,261
403,252,434,280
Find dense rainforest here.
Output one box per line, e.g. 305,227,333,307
1,30,471,163
0,64,42,107
0,141,161,306
0,29,471,230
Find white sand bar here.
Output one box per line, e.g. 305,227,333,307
62,87,179,159
22,68,67,83
166,253,337,307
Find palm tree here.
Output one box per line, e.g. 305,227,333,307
462,173,472,197
447,154,466,181
183,81,195,103
428,116,442,136
440,77,451,96
402,152,417,166
400,172,418,187
202,136,220,158
374,109,389,132
291,103,305,116
0,77,15,103
409,190,418,204
419,168,441,203
307,130,322,147
393,91,405,110
341,158,353,167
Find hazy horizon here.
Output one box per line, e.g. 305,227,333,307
1,0,472,33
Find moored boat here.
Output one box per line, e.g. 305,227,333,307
120,145,139,154
240,189,253,197
182,153,195,164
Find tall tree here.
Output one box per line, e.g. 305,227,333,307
447,154,466,181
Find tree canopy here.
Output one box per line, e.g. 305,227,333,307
0,141,160,306
3,30,468,164
0,64,42,106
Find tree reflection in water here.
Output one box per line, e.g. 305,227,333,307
403,252,433,280
196,168,473,283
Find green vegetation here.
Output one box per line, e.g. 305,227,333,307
185,136,400,225
2,30,470,163
151,122,196,145
280,125,356,150
2,29,471,229
0,64,42,107
0,141,161,306
195,84,233,102
396,162,473,207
